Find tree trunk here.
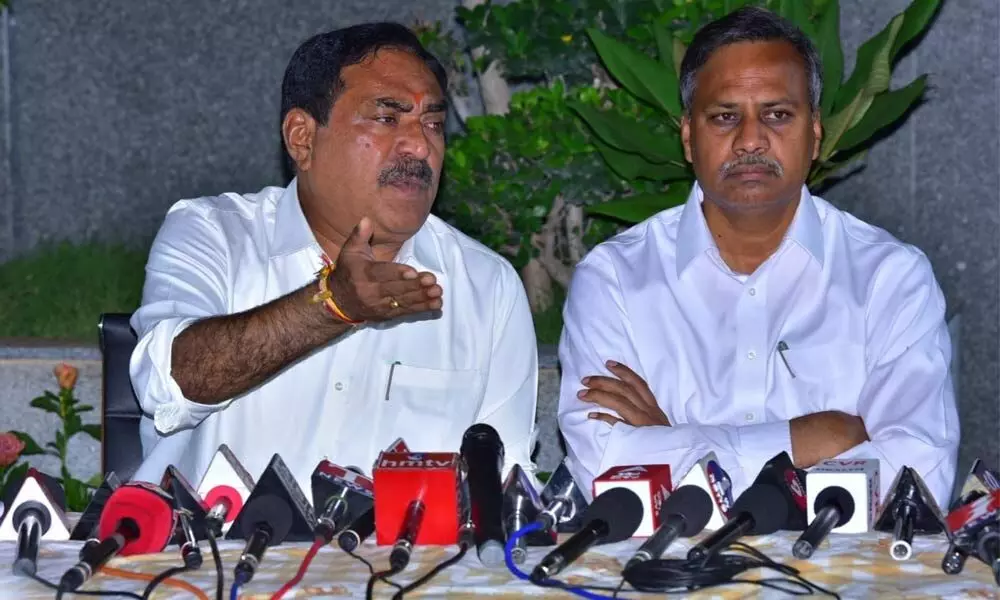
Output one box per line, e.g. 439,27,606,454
520,258,554,313
462,0,511,115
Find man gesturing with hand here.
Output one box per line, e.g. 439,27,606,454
130,24,538,492
558,8,958,509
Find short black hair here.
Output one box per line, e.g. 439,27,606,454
679,7,822,113
280,22,447,128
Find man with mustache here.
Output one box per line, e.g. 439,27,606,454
128,23,538,492
558,7,959,508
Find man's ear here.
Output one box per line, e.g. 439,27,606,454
811,111,822,161
681,114,694,164
282,108,317,172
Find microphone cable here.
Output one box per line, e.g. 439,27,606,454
27,572,143,599
620,541,841,598
344,547,403,591
503,522,615,600
138,514,224,600
269,536,325,600
389,536,472,599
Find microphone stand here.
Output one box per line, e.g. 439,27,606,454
12,502,49,577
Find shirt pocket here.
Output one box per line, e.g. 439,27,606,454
382,363,485,451
776,343,866,412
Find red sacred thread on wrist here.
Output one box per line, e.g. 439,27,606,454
311,256,363,325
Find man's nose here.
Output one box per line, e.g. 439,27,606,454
733,117,770,155
395,120,431,160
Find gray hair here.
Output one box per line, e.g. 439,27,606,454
679,7,823,114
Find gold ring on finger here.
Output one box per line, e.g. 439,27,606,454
388,297,400,309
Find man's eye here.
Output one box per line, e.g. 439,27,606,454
765,110,791,121
425,121,445,132
375,115,397,124
711,113,738,124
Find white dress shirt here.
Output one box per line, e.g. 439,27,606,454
129,179,538,494
558,183,959,509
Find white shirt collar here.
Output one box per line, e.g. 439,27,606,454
269,177,443,277
675,182,825,277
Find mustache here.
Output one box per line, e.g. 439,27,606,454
377,158,434,188
720,154,784,178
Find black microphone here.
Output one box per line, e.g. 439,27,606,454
793,487,855,559
60,519,140,592
338,507,375,553
687,483,787,563
12,502,50,576
975,525,1000,586
461,423,506,567
625,486,712,570
233,494,293,585
390,500,425,571
530,487,643,583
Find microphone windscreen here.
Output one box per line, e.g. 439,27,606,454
204,485,243,519
665,486,713,536
461,424,503,453
240,494,293,545
732,484,788,535
587,487,644,543
98,484,175,555
815,486,855,527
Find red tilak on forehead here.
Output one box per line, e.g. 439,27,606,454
413,92,425,106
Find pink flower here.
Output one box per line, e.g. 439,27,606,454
54,363,78,391
0,432,25,468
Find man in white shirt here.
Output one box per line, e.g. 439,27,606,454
129,23,538,493
558,7,959,508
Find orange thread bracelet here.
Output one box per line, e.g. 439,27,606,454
311,261,363,325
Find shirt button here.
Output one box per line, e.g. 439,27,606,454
748,287,756,296
747,350,757,360
745,413,755,422
334,382,344,391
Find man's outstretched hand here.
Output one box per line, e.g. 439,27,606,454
579,360,671,427
327,217,443,322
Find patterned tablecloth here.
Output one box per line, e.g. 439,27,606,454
2,531,997,599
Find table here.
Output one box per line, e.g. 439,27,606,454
2,531,996,599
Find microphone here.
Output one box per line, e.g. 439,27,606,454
460,423,507,567
593,464,672,537
0,468,71,576
233,494,294,585
874,466,946,561
502,464,546,564
537,459,590,534
390,499,426,571
625,485,713,570
687,483,788,563
373,450,462,554
975,524,1000,586
69,473,121,542
753,451,809,531
311,462,374,543
58,483,176,593
338,507,376,553
793,458,880,559
196,444,256,536
530,487,643,583
676,452,735,531
942,469,999,578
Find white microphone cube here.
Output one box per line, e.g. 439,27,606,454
592,465,671,537
676,452,735,531
807,458,880,534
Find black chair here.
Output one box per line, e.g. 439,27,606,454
98,313,144,482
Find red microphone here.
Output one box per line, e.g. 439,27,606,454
58,482,176,593
196,444,256,535
373,451,462,571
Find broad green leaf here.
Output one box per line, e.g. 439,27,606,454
819,92,864,161
587,186,691,223
75,404,94,414
570,102,685,163
836,75,927,152
815,0,843,115
3,462,29,488
9,431,45,456
810,148,868,189
653,22,673,68
81,424,102,442
30,396,60,414
65,412,83,438
834,11,905,112
889,0,941,62
587,28,682,115
593,137,691,182
777,0,814,37
673,38,687,80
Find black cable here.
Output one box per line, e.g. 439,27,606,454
365,567,402,600
28,572,144,599
345,548,402,590
140,566,190,599
390,545,469,599
206,532,224,600
617,542,840,598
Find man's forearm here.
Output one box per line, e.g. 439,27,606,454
790,411,869,468
171,283,352,404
